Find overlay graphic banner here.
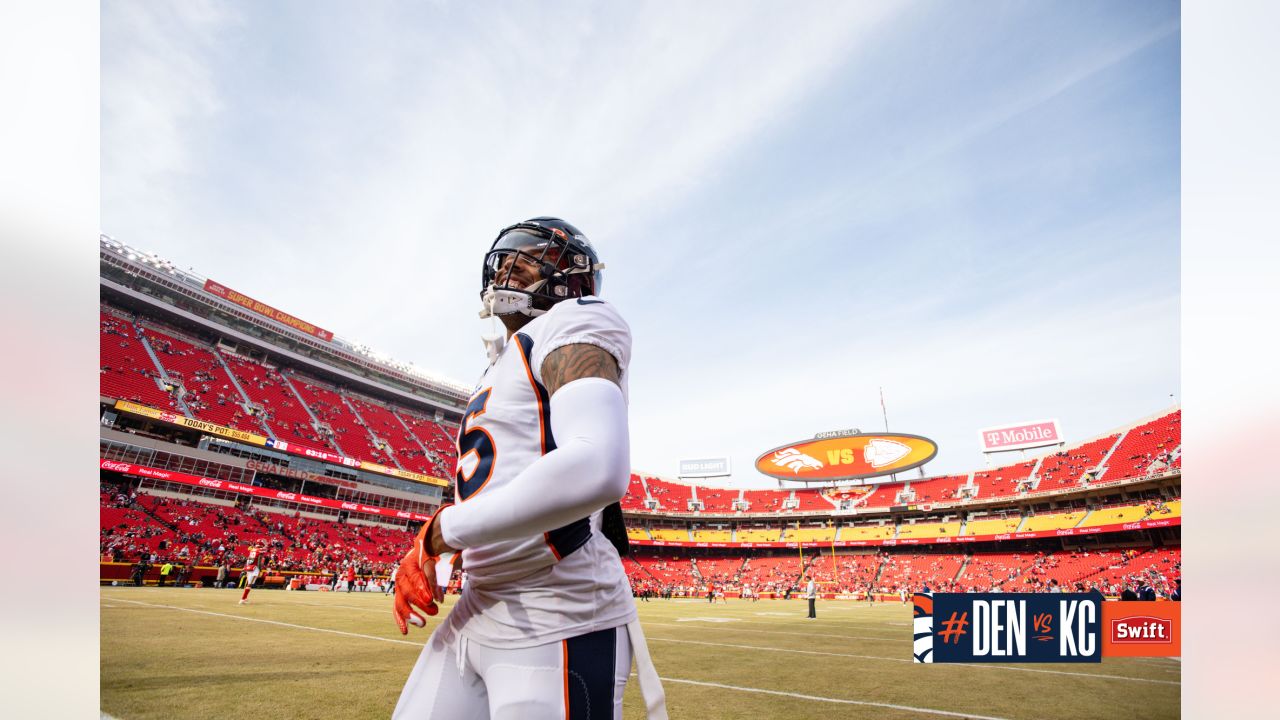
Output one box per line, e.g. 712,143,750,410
914,591,1104,663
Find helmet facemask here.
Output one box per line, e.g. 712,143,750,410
479,223,603,319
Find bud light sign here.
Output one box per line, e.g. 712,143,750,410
978,419,1063,453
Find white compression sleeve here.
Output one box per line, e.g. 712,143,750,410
439,377,630,550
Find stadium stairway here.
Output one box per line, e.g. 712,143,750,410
953,554,972,584
209,347,278,440
391,410,436,468
133,322,194,418
280,372,347,457
1093,429,1129,481
340,395,405,470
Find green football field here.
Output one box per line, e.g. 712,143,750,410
100,586,1179,719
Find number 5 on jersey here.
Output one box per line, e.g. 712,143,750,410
456,388,494,500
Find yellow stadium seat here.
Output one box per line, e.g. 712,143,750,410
963,517,1022,536
839,525,896,541
1078,504,1148,528
1020,512,1085,532
649,528,690,541
626,528,650,541
691,530,734,542
896,522,960,539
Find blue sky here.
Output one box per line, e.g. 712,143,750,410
101,0,1180,489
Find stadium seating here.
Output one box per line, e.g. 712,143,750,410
791,488,837,512
698,488,739,513
690,529,734,542
626,527,650,541
220,353,339,451
956,552,1041,592
972,460,1037,499
648,527,691,542
1100,411,1181,480
787,525,838,543
906,474,968,503
137,324,264,433
962,514,1023,536
290,380,392,465
839,524,896,541
737,555,804,592
735,526,782,543
877,553,965,593
396,411,456,479
99,311,177,409
620,475,650,511
895,521,961,539
860,481,907,508
693,556,745,585
740,489,788,513
1019,510,1086,532
1078,503,1150,528
645,477,693,512
1035,434,1120,488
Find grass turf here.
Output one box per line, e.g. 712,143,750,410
100,587,1179,719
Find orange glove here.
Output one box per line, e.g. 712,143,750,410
392,504,455,635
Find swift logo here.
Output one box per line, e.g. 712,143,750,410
771,448,823,474
1111,616,1172,644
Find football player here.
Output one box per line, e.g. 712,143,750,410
238,541,263,605
392,218,667,719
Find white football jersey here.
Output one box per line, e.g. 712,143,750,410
446,297,636,648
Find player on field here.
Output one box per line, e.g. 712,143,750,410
239,542,263,605
391,217,667,719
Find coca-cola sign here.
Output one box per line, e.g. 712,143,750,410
978,419,1063,453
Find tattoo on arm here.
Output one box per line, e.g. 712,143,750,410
542,343,621,396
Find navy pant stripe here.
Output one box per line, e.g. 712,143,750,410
566,627,616,719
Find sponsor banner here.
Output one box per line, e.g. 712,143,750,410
244,459,358,490
114,400,447,487
99,459,433,522
203,279,334,342
264,439,448,487
114,400,269,446
1101,601,1181,657
755,433,938,482
913,592,1104,663
978,419,1063,453
627,517,1180,549
678,457,731,478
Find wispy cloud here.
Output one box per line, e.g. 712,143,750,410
102,1,1180,488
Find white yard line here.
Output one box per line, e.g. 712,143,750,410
651,675,1016,720
644,636,1180,686
106,598,424,646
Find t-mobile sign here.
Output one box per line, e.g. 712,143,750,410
978,419,1063,453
